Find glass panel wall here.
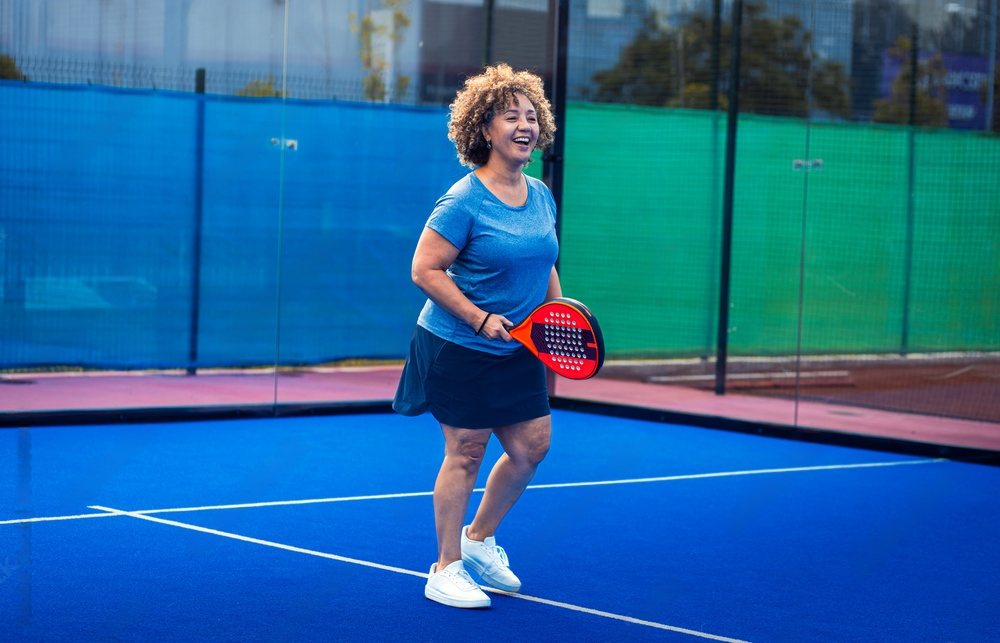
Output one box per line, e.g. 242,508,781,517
272,0,555,407
792,0,1000,432
0,0,289,413
557,0,819,426
2,0,997,450
275,0,446,408
555,0,999,446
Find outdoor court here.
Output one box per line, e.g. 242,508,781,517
3,409,998,642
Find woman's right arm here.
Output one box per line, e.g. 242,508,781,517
411,227,511,339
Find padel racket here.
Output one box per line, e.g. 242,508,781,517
505,298,605,380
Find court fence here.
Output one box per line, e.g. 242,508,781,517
1,80,998,372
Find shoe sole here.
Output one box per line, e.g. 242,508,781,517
424,584,491,609
462,555,521,593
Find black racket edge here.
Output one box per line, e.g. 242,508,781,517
546,297,605,376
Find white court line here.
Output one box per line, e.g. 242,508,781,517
0,512,119,525
89,504,749,643
89,505,427,578
128,490,438,516
0,458,945,526
0,492,441,525
498,591,749,642
524,458,947,491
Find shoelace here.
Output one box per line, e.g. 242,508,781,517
443,566,479,591
493,545,510,568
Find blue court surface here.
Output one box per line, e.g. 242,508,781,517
1,410,998,642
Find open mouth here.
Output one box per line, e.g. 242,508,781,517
513,137,531,146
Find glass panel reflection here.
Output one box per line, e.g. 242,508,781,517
2,0,996,448
1,0,288,412
273,0,554,407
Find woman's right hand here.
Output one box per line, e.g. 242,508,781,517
477,312,513,342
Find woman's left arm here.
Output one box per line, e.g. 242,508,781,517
546,266,562,300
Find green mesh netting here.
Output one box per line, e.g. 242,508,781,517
558,103,1000,358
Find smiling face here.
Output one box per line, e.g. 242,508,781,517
481,92,539,169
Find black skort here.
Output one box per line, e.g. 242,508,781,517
393,325,550,429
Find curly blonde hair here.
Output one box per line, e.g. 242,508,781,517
448,63,556,168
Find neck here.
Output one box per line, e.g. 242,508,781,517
476,160,524,187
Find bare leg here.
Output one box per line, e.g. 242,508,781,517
466,415,551,542
434,424,493,570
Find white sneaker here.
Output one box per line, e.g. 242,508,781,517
461,526,522,593
424,560,491,608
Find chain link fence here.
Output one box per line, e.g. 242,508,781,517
8,56,406,103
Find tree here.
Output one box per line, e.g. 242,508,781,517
236,76,281,98
0,54,27,81
349,0,412,103
590,3,851,119
738,3,850,118
591,15,678,106
872,36,947,127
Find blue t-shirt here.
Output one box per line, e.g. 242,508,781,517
417,172,559,355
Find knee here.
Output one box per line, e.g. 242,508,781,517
530,435,551,466
447,439,488,474
513,433,550,469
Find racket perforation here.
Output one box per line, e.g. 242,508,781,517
507,298,604,380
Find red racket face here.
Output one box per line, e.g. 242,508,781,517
510,299,604,380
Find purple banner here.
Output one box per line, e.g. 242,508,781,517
882,50,996,130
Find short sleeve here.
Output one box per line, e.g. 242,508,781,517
426,191,474,252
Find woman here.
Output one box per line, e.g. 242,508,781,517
393,63,561,609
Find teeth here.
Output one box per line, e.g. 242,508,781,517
514,138,530,144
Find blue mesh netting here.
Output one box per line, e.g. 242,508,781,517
0,81,465,369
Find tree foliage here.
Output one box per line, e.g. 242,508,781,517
590,3,850,119
1,54,27,81
872,36,947,127
236,76,282,98
349,0,412,103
